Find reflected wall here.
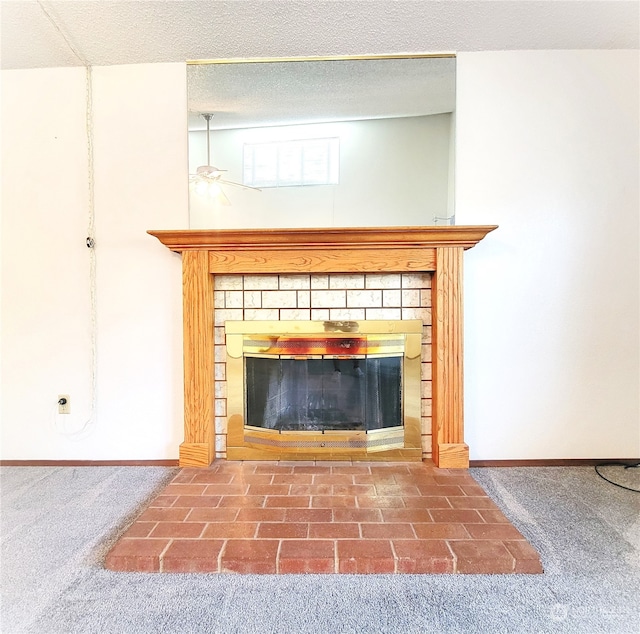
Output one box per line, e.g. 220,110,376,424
187,56,456,229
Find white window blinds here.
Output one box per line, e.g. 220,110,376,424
243,138,339,188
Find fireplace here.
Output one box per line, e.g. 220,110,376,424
225,319,422,460
148,225,497,469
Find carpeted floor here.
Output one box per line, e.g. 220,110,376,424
1,464,638,633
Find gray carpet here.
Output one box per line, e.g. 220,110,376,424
1,464,638,634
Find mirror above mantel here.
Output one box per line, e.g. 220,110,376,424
187,55,456,230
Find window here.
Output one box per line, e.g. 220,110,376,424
243,138,339,188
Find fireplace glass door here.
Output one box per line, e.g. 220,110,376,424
225,321,422,459
245,356,402,432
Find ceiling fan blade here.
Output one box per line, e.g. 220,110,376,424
218,178,262,192
193,113,259,198
218,187,231,206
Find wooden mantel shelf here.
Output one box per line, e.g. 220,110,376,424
148,226,497,252
148,225,498,469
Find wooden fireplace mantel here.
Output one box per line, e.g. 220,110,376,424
147,226,496,252
148,225,497,469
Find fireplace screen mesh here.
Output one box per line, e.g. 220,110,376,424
245,356,402,432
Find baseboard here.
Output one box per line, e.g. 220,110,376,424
2,458,637,468
0,459,179,467
470,458,640,467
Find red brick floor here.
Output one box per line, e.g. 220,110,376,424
105,461,543,574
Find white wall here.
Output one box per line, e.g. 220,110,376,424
456,50,640,459
1,63,188,459
188,115,452,229
2,68,91,457
2,52,638,461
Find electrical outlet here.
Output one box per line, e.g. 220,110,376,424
58,395,70,415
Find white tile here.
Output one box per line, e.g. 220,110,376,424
421,418,433,438
421,399,432,417
421,381,432,398
215,363,226,380
421,434,433,453
215,417,228,434
311,290,346,308
243,290,261,308
420,289,432,307
329,274,365,289
280,309,311,320
330,308,365,321
421,344,432,362
346,290,382,308
402,307,431,323
214,345,226,363
225,291,244,308
215,434,227,451
402,289,421,307
262,290,297,308
365,274,401,289
311,274,329,289
243,275,279,290
214,380,227,398
214,292,225,309
423,325,432,344
297,290,311,308
214,327,225,345
421,424,433,437
402,273,431,289
382,289,401,308
311,309,330,320
244,308,280,321
215,399,226,416
279,274,311,290
214,308,243,326
365,308,401,320
421,362,432,380
214,275,242,290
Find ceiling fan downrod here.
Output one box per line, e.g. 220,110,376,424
202,113,213,166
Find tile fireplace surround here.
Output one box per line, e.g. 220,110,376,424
112,225,542,575
148,225,497,469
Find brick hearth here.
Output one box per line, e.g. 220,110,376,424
105,461,543,574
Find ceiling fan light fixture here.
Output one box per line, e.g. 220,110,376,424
207,182,222,198
196,165,225,177
189,112,260,204
194,179,209,196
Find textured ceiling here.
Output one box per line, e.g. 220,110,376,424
2,1,638,70
187,57,456,130
2,1,638,130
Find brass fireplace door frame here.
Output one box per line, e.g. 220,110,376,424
225,320,423,461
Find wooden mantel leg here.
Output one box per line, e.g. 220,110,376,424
432,247,469,468
179,251,214,467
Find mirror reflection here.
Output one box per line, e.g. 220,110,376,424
187,56,456,229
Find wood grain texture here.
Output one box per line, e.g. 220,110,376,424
432,247,466,468
208,248,437,273
179,442,212,467
150,226,498,469
148,225,498,252
436,443,469,469
182,252,214,467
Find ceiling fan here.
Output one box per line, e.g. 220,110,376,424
189,113,260,205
